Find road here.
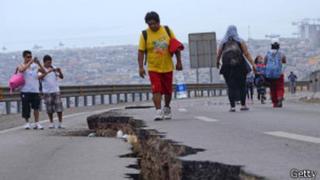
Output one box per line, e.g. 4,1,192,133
124,94,320,180
0,94,319,180
0,107,138,180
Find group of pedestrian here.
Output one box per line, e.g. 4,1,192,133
216,25,297,111
17,50,64,129
15,11,298,125
138,11,298,119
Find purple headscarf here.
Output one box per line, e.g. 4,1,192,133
220,25,243,48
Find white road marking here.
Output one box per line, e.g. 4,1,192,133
0,107,122,135
194,116,219,122
178,108,187,112
264,131,320,144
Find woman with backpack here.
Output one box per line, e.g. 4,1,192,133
216,25,256,112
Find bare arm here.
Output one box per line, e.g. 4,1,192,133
37,63,46,74
38,68,53,80
175,51,183,70
138,50,145,70
18,60,33,72
56,68,64,79
240,42,255,66
138,50,146,78
33,57,46,74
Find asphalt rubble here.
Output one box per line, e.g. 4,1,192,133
86,110,264,180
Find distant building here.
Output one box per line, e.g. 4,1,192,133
296,20,320,48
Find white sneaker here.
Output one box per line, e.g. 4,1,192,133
154,109,163,121
57,123,65,129
163,107,172,120
34,123,44,130
24,123,31,130
49,123,55,129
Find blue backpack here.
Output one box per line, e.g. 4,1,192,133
265,51,282,79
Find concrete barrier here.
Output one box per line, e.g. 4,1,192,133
309,70,320,98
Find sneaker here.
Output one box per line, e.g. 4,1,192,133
154,109,163,121
34,123,44,130
57,123,65,129
49,123,55,129
163,107,172,120
240,106,250,111
24,123,31,130
277,100,283,108
229,107,236,112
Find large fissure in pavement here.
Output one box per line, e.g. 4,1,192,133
87,111,264,180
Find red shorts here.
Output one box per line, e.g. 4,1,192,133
148,71,173,95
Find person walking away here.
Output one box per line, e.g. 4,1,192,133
288,71,297,94
264,42,286,108
254,55,267,104
137,11,183,120
18,50,46,130
216,25,256,112
38,55,64,129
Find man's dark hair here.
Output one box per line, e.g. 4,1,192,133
271,42,280,50
145,11,160,24
254,56,260,64
43,55,52,62
22,50,32,57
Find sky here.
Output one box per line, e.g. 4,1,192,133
1,0,319,51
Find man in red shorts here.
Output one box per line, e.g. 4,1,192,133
138,11,183,121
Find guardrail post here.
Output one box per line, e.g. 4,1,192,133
109,94,113,104
17,101,21,113
187,90,191,98
117,94,120,103
5,101,11,114
219,89,222,96
92,95,96,106
214,89,217,96
201,90,204,97
75,96,79,107
100,95,105,105
207,90,210,97
66,97,71,108
174,91,177,99
132,93,135,102
124,93,128,103
139,92,143,101
146,92,150,100
84,96,88,106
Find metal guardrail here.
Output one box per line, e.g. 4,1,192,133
0,82,310,115
309,70,320,93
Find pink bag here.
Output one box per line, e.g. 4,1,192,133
9,69,25,94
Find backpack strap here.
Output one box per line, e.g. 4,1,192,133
222,38,243,52
164,25,171,38
142,30,148,65
142,26,171,66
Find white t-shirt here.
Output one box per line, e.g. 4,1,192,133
41,67,60,93
21,63,40,93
